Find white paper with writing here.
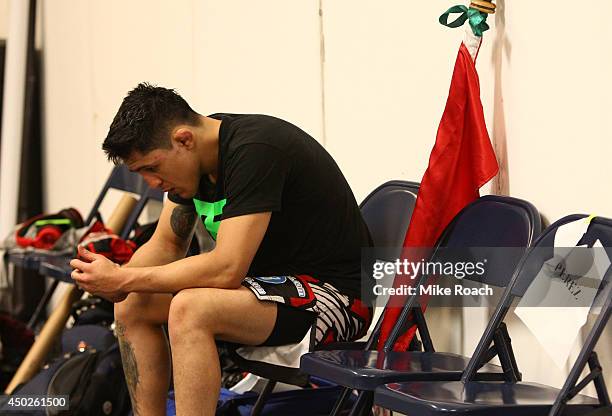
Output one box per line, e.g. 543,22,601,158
515,217,609,368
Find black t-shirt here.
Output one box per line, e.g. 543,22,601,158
169,114,372,298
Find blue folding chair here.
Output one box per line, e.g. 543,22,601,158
374,214,611,416
241,180,420,416
26,165,162,325
300,195,541,416
7,165,160,265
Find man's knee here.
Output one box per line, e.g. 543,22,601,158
168,288,219,339
115,292,172,326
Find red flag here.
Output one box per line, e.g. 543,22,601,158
377,42,499,351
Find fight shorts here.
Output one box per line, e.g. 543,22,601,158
241,274,372,348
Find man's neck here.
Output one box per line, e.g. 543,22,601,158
198,116,222,180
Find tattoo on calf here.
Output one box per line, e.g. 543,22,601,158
116,322,141,415
170,204,196,240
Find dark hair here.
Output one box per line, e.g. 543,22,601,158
102,83,200,164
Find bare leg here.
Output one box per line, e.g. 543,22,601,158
114,293,173,416
168,286,277,416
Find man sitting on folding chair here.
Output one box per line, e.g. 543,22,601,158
69,83,373,416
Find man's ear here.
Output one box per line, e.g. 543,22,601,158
172,128,195,150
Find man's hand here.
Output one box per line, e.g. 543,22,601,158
70,245,128,303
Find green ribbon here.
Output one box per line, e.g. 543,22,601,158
439,5,489,37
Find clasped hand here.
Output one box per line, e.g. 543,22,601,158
70,245,128,303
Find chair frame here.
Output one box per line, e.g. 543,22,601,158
375,214,611,416
321,195,541,416
10,164,162,327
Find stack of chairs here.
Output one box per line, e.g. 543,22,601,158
2,165,163,397
301,194,542,415
374,215,611,416
5,164,163,327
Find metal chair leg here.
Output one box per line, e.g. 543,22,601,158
27,279,59,329
330,386,352,416
349,390,373,416
359,391,374,416
250,379,276,416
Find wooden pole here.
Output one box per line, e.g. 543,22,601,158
4,285,82,394
470,0,496,14
106,193,138,234
4,194,138,394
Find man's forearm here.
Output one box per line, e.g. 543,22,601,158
73,212,267,298
120,249,241,294
123,239,187,268
111,212,267,295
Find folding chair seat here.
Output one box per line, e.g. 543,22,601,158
375,215,612,416
300,195,541,415
375,380,601,416
232,180,420,416
302,350,504,390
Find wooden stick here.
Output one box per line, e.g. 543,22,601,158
471,0,496,14
4,285,82,393
4,194,138,394
106,193,138,235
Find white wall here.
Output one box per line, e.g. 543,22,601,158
30,0,612,397
41,0,194,216
477,1,612,393
191,1,323,139
0,0,9,39
483,1,612,222
41,0,322,217
323,0,460,201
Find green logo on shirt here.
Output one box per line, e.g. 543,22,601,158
193,198,227,240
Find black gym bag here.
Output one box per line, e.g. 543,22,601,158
0,295,131,416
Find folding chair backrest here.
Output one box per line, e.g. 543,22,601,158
383,195,541,350
510,215,612,297
462,214,612,383
85,165,164,239
436,195,541,288
358,181,419,347
359,180,419,250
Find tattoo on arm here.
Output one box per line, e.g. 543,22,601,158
116,322,141,415
170,205,197,241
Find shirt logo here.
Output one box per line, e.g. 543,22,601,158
193,198,227,240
